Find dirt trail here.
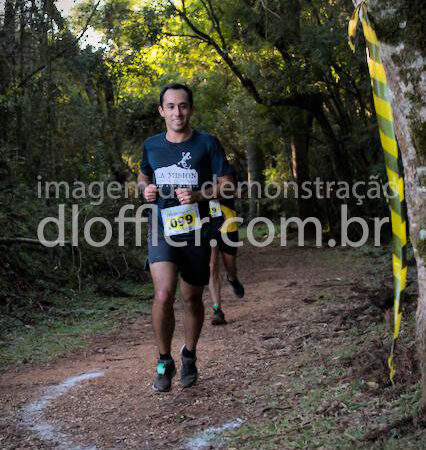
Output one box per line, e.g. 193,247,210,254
0,242,405,449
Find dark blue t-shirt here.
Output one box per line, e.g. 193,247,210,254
141,130,232,240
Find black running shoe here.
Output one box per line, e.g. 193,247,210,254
227,276,245,298
153,358,176,392
180,346,198,388
211,305,227,325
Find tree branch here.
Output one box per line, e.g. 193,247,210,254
168,0,263,104
168,0,321,112
241,0,291,62
17,0,102,89
164,32,207,41
259,0,282,19
205,0,227,50
0,237,71,245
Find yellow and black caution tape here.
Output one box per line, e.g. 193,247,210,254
348,0,408,384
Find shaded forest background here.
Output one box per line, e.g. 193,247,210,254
0,0,394,301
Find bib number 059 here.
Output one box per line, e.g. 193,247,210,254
161,204,201,236
169,213,194,229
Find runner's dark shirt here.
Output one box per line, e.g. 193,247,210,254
141,130,232,240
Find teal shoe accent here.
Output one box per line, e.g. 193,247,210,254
157,362,166,375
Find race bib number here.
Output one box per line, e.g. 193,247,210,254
209,200,222,218
161,204,201,236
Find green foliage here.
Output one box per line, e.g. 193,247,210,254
0,0,392,312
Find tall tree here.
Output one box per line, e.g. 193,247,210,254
358,0,426,407
149,0,379,232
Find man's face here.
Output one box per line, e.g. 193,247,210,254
159,89,193,133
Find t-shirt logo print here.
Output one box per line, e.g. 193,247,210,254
178,152,191,169
154,151,198,186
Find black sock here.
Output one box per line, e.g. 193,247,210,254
159,353,172,361
182,346,196,359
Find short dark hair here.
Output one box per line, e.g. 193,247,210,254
159,83,193,108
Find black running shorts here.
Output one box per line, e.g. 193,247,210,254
212,230,239,256
148,231,211,286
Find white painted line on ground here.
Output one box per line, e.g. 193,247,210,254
185,418,244,450
22,371,104,450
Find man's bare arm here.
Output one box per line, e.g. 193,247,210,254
138,171,151,187
203,174,235,200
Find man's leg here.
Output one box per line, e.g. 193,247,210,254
179,278,204,388
180,278,204,351
178,239,210,387
222,252,237,281
222,248,245,298
208,246,221,308
209,246,227,325
150,261,178,355
149,261,178,392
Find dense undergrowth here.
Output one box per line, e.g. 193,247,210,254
0,184,151,366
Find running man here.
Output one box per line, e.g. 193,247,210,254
138,83,234,392
208,182,245,326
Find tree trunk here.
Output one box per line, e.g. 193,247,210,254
366,0,426,407
246,140,264,219
103,75,129,183
16,0,26,163
289,111,321,235
311,102,353,184
0,0,16,146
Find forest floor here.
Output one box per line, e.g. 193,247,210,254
0,237,425,449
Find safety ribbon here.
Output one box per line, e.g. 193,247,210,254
348,0,408,384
